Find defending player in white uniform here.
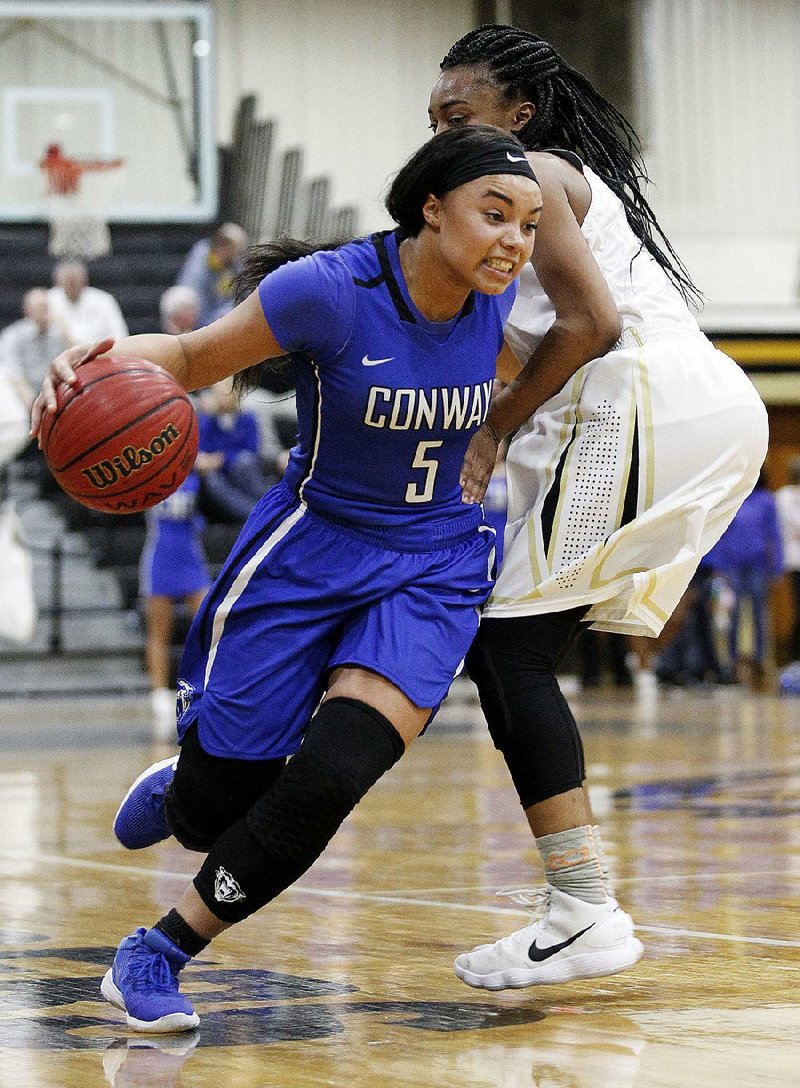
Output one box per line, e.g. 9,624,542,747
429,25,766,994
495,160,766,635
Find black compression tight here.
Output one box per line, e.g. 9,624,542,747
465,609,590,809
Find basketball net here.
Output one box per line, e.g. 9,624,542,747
40,144,124,260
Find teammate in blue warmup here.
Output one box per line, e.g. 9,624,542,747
139,470,211,737
32,125,542,1033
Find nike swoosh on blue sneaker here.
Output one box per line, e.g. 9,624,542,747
528,922,595,962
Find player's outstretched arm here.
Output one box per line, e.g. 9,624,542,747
30,292,286,437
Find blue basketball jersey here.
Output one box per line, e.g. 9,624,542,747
259,230,516,539
175,234,517,757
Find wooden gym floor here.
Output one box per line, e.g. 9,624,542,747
0,680,798,1087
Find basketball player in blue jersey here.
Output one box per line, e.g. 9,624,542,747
32,125,542,1033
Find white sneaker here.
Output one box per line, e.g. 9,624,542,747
454,886,643,990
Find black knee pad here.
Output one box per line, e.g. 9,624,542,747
192,697,404,922
467,617,586,809
297,696,406,798
165,722,286,852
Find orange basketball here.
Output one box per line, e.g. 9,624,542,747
40,356,198,514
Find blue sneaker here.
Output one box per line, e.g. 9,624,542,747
113,756,178,849
101,927,199,1033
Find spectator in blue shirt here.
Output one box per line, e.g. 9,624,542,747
195,378,275,524
709,471,784,687
176,223,248,327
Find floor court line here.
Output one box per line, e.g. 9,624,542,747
1,849,799,950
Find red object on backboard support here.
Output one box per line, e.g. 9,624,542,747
40,143,124,196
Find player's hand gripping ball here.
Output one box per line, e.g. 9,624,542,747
39,356,198,514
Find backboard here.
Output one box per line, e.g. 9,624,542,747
0,1,216,222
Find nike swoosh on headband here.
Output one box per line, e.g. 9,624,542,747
506,152,528,163
528,923,595,962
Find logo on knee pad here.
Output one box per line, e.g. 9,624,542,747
214,866,246,903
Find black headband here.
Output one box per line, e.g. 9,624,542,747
436,141,538,195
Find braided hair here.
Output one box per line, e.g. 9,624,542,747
441,24,699,304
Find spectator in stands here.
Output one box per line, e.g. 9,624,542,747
0,288,69,409
173,253,295,484
711,470,783,690
776,456,800,661
0,288,70,493
195,378,276,524
176,223,248,327
652,556,731,687
48,260,128,344
0,365,30,471
159,285,201,337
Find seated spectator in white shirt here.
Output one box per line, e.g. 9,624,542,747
48,259,128,344
0,288,70,408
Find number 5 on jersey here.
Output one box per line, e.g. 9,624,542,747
406,440,443,504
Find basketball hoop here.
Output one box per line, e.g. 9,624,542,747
40,143,124,260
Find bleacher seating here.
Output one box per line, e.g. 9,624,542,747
0,94,347,695
0,222,211,336
0,220,212,693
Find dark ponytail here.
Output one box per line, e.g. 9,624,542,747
232,237,342,395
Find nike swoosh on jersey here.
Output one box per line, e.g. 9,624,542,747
362,355,394,366
506,152,528,163
528,922,595,962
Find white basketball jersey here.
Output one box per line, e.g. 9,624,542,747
486,165,768,636
504,165,697,367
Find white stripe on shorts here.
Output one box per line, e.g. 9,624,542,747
203,503,307,688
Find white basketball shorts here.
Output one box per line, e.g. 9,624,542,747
486,323,768,636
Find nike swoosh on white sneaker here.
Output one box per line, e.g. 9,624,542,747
506,152,528,163
362,355,393,366
528,922,595,962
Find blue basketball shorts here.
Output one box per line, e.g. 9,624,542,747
175,482,496,760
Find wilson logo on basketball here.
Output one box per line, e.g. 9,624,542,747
80,423,181,489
